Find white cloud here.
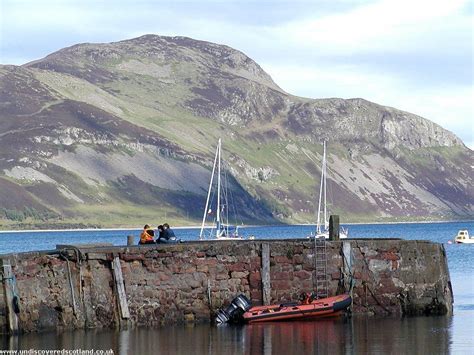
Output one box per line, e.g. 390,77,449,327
278,0,469,53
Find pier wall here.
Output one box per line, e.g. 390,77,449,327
0,239,453,334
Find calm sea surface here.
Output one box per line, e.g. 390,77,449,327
1,221,473,354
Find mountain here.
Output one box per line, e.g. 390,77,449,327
0,34,472,228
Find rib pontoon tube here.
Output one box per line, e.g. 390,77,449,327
242,294,352,323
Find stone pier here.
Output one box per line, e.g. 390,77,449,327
0,239,453,334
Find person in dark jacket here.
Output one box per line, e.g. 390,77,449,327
156,225,166,243
163,223,176,240
156,223,181,243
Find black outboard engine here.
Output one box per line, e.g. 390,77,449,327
215,294,252,324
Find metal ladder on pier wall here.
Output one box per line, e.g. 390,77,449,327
314,236,328,299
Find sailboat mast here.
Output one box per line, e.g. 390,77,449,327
323,141,327,229
199,140,220,240
216,138,222,234
316,142,324,235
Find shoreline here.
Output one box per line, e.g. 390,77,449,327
316,219,473,226
0,220,472,234
0,225,203,234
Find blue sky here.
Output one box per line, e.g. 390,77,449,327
1,0,472,148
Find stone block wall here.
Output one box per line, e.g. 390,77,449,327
0,239,453,334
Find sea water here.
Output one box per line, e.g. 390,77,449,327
1,221,473,353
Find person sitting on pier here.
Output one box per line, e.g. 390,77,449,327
163,223,177,240
156,224,166,243
156,223,179,243
139,224,155,245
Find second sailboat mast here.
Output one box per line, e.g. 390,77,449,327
323,141,327,229
216,138,222,233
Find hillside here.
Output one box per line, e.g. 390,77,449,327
0,34,472,228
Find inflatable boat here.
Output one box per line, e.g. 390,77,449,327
242,294,352,323
215,293,351,324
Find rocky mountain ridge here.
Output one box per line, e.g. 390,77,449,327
0,34,472,228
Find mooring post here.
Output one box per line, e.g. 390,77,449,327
261,243,271,305
2,262,19,334
127,235,134,246
329,215,340,241
112,256,130,325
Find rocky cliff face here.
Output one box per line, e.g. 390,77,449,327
0,34,472,227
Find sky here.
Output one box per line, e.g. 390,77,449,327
1,0,473,148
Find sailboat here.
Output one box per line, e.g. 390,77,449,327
314,141,348,239
199,138,243,240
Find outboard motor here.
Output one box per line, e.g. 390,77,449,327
215,294,252,324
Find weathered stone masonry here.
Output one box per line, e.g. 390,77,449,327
0,239,453,334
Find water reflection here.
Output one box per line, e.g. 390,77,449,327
243,319,349,354
1,315,452,354
242,316,451,354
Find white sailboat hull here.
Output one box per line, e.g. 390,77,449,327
216,236,244,240
315,231,349,239
195,236,244,241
